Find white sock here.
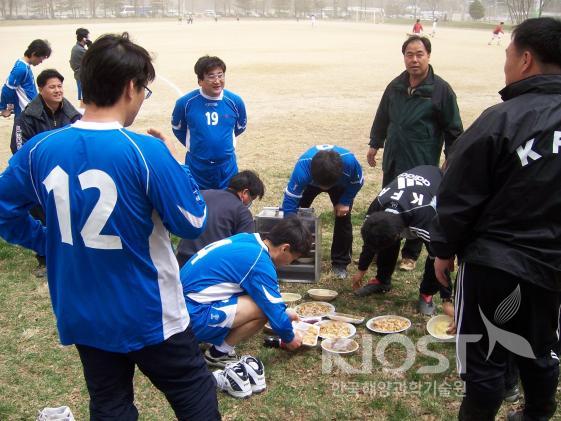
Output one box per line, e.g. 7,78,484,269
215,341,234,354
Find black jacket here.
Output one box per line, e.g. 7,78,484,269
369,65,463,179
430,75,561,291
358,165,441,271
11,95,81,154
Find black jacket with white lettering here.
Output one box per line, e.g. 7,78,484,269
358,165,441,271
430,75,561,291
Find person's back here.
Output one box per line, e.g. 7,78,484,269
21,121,205,350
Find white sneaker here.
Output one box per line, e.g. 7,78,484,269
239,355,266,393
37,406,75,421
212,362,252,399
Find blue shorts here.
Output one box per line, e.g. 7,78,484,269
186,154,237,190
76,80,83,101
186,295,239,345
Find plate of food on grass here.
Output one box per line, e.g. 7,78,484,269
366,315,411,334
314,320,356,339
294,301,335,320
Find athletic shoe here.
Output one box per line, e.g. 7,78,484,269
503,384,521,403
204,347,238,368
506,410,524,421
417,294,435,315
212,362,252,399
332,265,348,279
36,406,75,421
354,278,391,296
399,258,416,271
239,355,266,393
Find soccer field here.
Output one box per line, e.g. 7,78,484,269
1,19,545,421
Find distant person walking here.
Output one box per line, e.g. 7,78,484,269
0,39,51,118
431,18,438,37
489,21,505,45
69,28,90,107
412,19,424,35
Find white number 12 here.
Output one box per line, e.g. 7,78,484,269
43,166,123,250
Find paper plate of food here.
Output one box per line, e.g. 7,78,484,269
366,315,411,334
307,288,338,302
314,320,356,339
327,312,365,324
426,315,455,340
294,301,335,321
293,321,320,347
321,338,359,355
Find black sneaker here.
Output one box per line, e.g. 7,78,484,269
204,348,238,368
503,384,521,403
354,278,391,296
506,410,524,421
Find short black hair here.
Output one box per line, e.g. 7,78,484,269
265,218,312,256
361,211,405,251
194,55,226,80
37,69,64,88
512,17,561,67
311,150,343,188
81,32,155,107
24,39,51,58
228,170,265,199
402,35,431,55
76,27,89,42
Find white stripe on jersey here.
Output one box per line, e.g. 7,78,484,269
177,204,206,228
148,210,189,340
119,129,150,195
208,304,237,328
187,282,244,303
262,285,283,304
15,85,30,112
284,188,302,199
409,226,430,242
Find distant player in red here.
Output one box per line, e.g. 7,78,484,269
412,19,423,35
488,21,504,45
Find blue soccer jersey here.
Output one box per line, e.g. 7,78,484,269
0,120,207,353
181,233,295,343
0,59,37,117
171,88,247,162
281,144,364,215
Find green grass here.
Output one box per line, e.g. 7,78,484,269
1,218,560,420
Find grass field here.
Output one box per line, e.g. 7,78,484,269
0,18,558,420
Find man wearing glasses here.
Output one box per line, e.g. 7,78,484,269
171,55,247,190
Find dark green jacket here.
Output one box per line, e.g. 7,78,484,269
369,65,463,180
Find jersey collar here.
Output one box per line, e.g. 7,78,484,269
199,88,223,101
72,120,123,130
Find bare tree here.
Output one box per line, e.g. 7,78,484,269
505,0,532,23
536,0,552,16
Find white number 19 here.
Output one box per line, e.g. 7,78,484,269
205,111,218,126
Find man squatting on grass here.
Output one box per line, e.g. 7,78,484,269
430,17,561,420
0,33,220,420
180,218,312,397
351,165,453,316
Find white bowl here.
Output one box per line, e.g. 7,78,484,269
308,288,338,302
321,338,359,355
281,292,302,304
294,301,335,319
366,315,411,334
314,320,356,339
426,315,455,340
296,257,314,264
